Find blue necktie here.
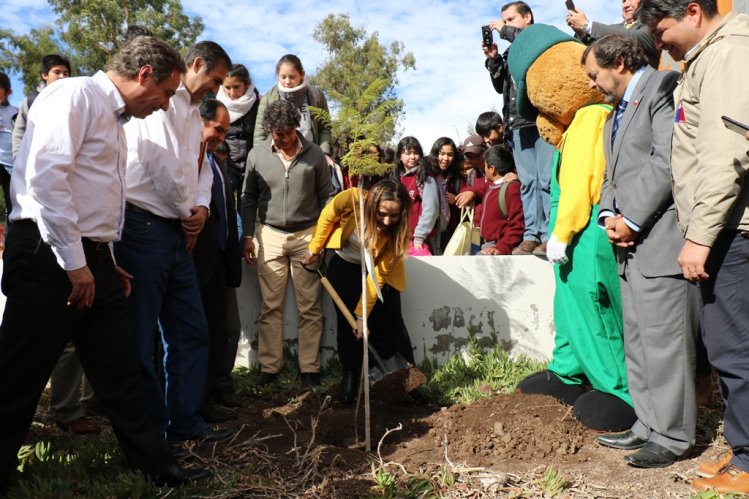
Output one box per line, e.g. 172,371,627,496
208,155,228,252
611,100,628,141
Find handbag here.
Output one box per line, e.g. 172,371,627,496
443,206,481,256
408,242,433,257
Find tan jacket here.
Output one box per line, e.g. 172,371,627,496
671,12,749,246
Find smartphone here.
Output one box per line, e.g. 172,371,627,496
565,0,576,10
722,115,749,135
481,25,493,47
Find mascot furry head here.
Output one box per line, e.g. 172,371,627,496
508,24,605,146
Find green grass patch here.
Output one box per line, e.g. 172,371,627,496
421,333,546,405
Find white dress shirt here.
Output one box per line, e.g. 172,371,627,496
10,71,128,271
123,82,212,219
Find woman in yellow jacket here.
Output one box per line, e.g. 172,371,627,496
302,179,413,403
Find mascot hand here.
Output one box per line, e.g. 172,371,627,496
546,235,569,265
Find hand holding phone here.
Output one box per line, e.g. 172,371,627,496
565,0,576,11
481,25,493,48
722,115,749,136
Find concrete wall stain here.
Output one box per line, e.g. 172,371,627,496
452,307,466,328
429,306,452,331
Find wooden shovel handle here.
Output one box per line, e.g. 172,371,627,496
319,276,358,329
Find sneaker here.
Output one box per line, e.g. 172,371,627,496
692,464,749,493
532,241,548,258
696,449,734,478
512,240,540,255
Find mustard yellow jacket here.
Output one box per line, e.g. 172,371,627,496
308,188,407,316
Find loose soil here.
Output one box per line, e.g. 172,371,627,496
29,382,725,497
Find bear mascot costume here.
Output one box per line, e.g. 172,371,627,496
508,24,637,432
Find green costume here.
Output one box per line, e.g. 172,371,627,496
546,104,631,406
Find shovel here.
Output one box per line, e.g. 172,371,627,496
302,259,411,383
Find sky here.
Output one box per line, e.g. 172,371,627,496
3,0,620,147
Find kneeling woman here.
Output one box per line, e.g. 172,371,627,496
302,180,415,403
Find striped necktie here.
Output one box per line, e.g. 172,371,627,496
611,100,628,141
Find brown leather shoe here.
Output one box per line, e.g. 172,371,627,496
696,449,734,478
58,417,100,435
692,465,749,493
512,240,540,255
532,241,548,258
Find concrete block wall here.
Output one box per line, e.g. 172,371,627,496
235,255,556,369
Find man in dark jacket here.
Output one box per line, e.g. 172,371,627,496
483,1,555,257
193,99,243,422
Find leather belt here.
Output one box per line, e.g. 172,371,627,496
125,202,179,224
81,238,110,251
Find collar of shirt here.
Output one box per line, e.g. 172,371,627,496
92,71,129,124
622,66,646,106
271,136,302,160
173,81,193,109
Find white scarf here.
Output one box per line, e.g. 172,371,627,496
216,84,258,123
277,80,309,108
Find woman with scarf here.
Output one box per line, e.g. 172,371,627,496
217,63,261,197
253,54,332,156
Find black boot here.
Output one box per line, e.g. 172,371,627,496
341,371,358,404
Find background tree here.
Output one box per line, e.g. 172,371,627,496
0,0,203,93
312,13,415,146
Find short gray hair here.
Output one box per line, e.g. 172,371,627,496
108,36,185,82
183,41,231,73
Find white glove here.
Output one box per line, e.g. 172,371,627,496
546,234,569,265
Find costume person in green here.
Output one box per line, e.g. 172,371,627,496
507,24,635,431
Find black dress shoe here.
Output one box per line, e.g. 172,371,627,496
595,430,647,450
170,444,189,460
170,426,234,443
300,372,321,390
340,371,358,404
152,463,210,486
256,371,278,387
624,442,678,468
201,406,236,424
215,388,242,408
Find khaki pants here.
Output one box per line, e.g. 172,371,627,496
256,224,322,373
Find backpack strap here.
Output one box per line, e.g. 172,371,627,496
498,180,519,219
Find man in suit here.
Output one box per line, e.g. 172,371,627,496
192,99,243,422
582,34,699,468
567,0,661,68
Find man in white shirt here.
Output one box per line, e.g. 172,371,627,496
0,36,209,493
114,41,234,443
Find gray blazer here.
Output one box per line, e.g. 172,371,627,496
599,67,682,277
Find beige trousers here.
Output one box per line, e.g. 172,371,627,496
256,224,323,373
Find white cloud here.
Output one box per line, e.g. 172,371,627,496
6,0,623,147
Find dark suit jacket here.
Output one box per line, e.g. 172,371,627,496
194,153,242,288
599,66,682,277
578,21,661,69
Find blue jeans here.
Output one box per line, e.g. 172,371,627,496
511,127,554,242
114,210,209,439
